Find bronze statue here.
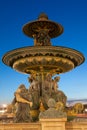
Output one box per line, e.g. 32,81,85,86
39,98,67,119
12,84,33,123
33,30,51,46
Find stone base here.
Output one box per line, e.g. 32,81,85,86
40,118,67,130
66,122,87,130
0,123,41,130
0,119,87,130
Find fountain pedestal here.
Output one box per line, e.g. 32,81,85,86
40,118,67,130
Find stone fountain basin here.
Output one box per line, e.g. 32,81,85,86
2,46,85,74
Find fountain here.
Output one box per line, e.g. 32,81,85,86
2,13,85,123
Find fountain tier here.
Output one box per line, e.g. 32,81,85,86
2,46,84,75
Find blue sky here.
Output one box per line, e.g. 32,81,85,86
0,0,87,105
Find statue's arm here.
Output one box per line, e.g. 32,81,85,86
15,93,33,107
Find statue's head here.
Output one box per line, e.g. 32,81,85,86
54,76,60,82
16,84,26,93
47,98,56,108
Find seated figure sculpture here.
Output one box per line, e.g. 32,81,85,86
39,98,67,119
28,75,40,110
12,84,33,123
28,75,41,121
42,74,67,109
